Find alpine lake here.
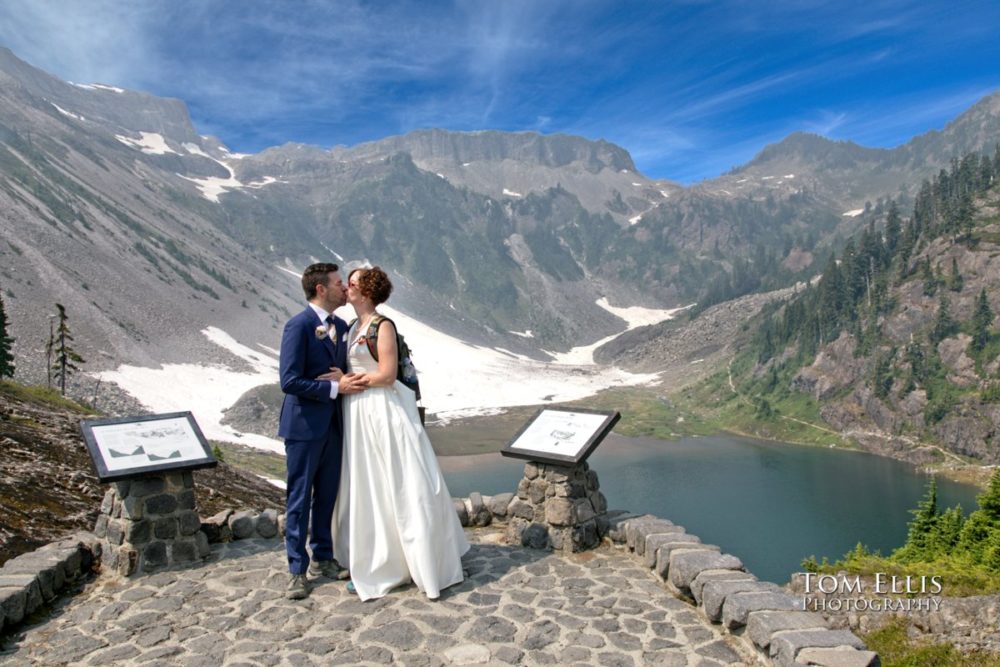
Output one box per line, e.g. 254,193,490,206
432,425,982,585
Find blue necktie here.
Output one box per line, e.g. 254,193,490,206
326,316,336,349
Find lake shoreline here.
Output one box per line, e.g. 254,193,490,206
429,406,995,490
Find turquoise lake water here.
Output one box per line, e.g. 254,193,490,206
438,433,983,584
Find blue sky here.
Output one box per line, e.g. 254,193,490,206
1,1,998,183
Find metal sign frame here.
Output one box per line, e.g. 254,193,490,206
80,411,217,482
500,406,620,466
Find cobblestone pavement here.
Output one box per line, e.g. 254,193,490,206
1,529,750,666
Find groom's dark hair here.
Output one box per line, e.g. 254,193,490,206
302,262,339,299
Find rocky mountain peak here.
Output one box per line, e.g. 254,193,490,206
340,128,638,174
743,132,886,170
0,47,202,146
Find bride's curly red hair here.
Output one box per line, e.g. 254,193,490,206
351,266,393,306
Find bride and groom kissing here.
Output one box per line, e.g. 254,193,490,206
277,262,468,601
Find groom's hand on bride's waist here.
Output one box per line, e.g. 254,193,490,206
317,367,344,382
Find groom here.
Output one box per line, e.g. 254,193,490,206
278,262,367,600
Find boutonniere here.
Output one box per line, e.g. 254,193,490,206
315,325,329,339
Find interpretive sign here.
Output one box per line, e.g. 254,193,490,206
80,412,217,482
501,407,620,466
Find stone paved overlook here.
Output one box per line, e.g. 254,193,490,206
1,528,750,666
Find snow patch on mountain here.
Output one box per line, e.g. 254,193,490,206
115,132,178,155
95,327,284,453
177,172,242,202
182,142,211,158
595,298,688,328
178,157,279,202
544,300,689,365
71,82,125,93
50,103,84,121
320,243,345,262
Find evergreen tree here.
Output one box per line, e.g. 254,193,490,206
971,288,994,353
905,340,926,386
898,220,918,277
895,477,939,562
913,180,934,238
930,294,957,344
980,469,1000,520
981,154,995,189
955,190,975,240
948,257,964,292
0,290,13,379
51,303,85,396
45,318,54,388
984,528,1000,573
841,239,864,308
817,255,844,343
757,327,775,364
921,258,937,296
872,351,893,399
884,201,901,256
800,316,820,359
928,505,965,559
956,470,1000,564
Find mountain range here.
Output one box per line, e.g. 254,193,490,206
1,45,999,404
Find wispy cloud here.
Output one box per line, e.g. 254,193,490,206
0,1,158,85
825,84,1000,147
1,0,998,182
804,111,849,137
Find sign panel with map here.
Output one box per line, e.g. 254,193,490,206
80,412,217,482
500,407,620,466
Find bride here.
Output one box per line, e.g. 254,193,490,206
332,266,469,600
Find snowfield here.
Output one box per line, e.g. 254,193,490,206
96,300,683,453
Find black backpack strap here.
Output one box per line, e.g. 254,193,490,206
365,315,390,362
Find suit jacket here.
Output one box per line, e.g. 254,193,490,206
277,307,348,441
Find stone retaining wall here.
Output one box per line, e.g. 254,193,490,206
0,532,101,635
604,511,878,667
0,505,282,637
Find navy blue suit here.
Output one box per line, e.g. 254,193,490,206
278,307,347,574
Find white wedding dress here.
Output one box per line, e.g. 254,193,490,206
332,321,469,601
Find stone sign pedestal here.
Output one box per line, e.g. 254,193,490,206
505,461,609,552
93,470,209,576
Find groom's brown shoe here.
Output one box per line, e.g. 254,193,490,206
309,559,349,580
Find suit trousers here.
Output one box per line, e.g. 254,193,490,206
284,429,342,574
